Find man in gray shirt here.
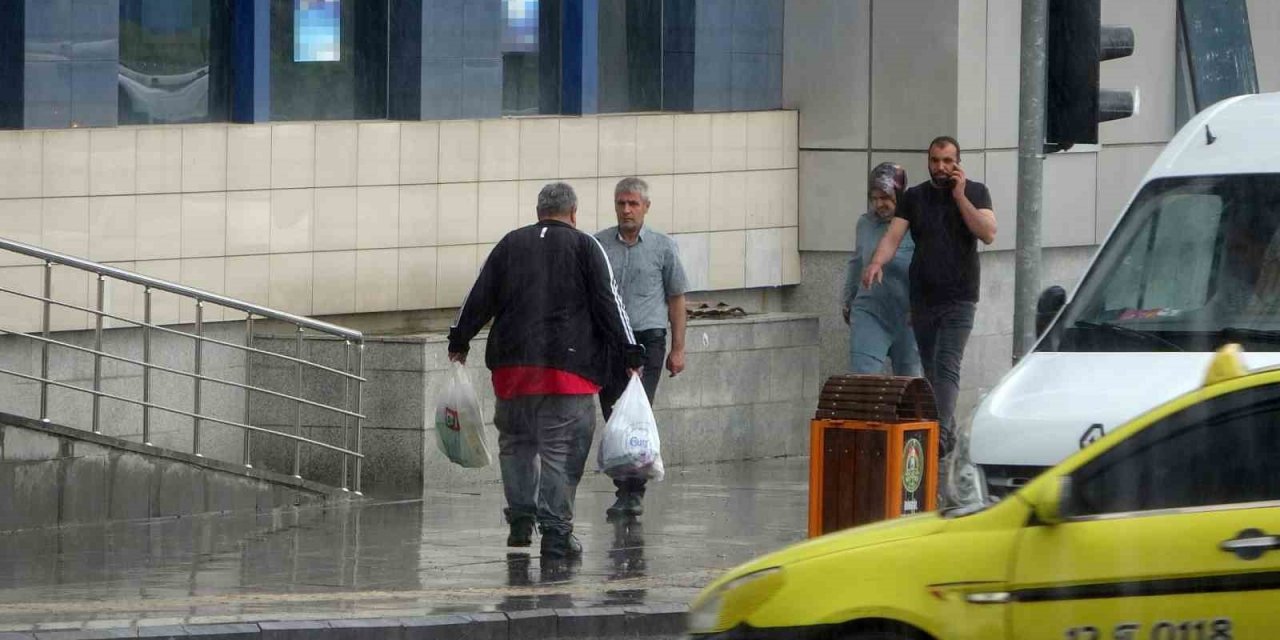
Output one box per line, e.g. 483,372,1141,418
595,177,689,520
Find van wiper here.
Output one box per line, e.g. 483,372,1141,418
1073,320,1184,351
1219,327,1280,344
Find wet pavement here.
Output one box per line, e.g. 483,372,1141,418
0,457,808,632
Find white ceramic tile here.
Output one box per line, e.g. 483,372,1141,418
355,186,400,250
781,168,798,227
0,199,43,266
136,128,183,194
180,192,227,258
400,122,440,185
478,119,519,181
0,266,44,332
225,255,270,307
558,118,598,178
225,190,271,255
673,233,710,292
638,174,674,234
226,126,272,190
88,196,137,262
673,114,712,174
43,130,90,197
711,113,748,172
89,129,137,195
782,226,801,285
781,111,798,169
673,173,711,233
0,131,43,198
439,120,480,183
49,267,91,331
358,122,401,186
746,111,784,171
596,178,619,235
564,178,597,233
437,182,479,245
708,230,746,291
181,126,228,193
744,170,777,229
314,187,358,251
517,180,543,219
598,116,637,177
315,123,358,187
519,118,560,180
135,194,182,261
312,251,356,315
132,260,182,326
478,181,518,243
745,228,783,288
636,115,675,175
355,249,399,312
270,189,313,253
436,245,478,307
398,247,437,309
269,253,313,315
709,172,747,231
42,197,89,257
100,263,136,329
179,257,227,322
399,184,438,247
271,124,316,189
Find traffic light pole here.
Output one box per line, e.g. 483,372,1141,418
1014,0,1048,361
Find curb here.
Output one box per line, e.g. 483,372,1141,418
3,604,689,640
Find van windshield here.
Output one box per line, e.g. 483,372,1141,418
1040,174,1280,353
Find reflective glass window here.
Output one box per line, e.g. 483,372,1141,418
271,0,385,120
501,0,559,116
598,0,661,113
118,0,231,125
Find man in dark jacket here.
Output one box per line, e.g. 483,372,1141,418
448,182,643,559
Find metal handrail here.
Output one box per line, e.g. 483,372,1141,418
0,237,362,340
0,237,367,495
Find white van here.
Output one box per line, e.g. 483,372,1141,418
966,91,1280,502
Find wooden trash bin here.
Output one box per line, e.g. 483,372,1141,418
808,374,940,537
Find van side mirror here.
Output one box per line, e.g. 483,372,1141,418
1032,477,1072,525
1036,286,1067,338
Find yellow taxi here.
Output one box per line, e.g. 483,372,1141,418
688,346,1280,639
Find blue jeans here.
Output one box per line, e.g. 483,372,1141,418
849,307,921,377
494,394,596,535
911,301,976,457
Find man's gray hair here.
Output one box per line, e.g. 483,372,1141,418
613,177,650,203
537,182,578,217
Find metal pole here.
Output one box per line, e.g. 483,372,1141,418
39,261,52,421
293,326,304,478
142,288,152,445
1014,0,1049,361
354,341,364,496
193,301,203,456
243,314,254,468
91,275,105,434
341,340,351,492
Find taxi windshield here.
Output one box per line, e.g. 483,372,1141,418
1039,174,1280,353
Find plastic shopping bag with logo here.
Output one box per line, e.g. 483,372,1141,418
433,362,491,468
598,375,665,481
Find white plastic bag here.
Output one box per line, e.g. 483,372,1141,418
433,362,492,468
598,375,664,481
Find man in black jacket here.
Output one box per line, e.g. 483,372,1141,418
448,182,643,559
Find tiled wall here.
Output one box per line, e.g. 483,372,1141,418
0,110,799,333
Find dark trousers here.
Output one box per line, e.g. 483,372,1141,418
599,329,667,498
911,301,976,458
494,394,596,535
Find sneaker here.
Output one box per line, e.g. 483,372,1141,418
508,518,535,547
540,531,583,559
606,494,644,519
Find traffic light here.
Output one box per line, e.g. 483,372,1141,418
1045,0,1137,152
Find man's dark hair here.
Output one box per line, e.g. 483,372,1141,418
928,135,961,163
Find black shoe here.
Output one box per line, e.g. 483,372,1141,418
606,494,644,519
540,531,583,559
508,518,535,547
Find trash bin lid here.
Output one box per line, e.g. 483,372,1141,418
815,374,938,422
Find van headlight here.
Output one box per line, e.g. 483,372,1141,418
688,567,785,634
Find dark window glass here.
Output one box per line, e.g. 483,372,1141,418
25,0,120,127
118,0,231,125
270,0,385,121
1067,385,1280,515
501,0,559,116
597,0,661,113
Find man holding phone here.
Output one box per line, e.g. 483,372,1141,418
861,136,997,458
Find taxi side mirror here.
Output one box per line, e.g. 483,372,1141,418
1032,477,1072,526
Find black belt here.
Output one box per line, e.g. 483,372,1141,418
634,328,666,340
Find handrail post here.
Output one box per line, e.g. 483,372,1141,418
293,326,304,478
354,340,364,496
142,287,152,445
341,340,351,492
39,261,52,422
243,313,254,468
193,300,203,457
91,275,105,434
